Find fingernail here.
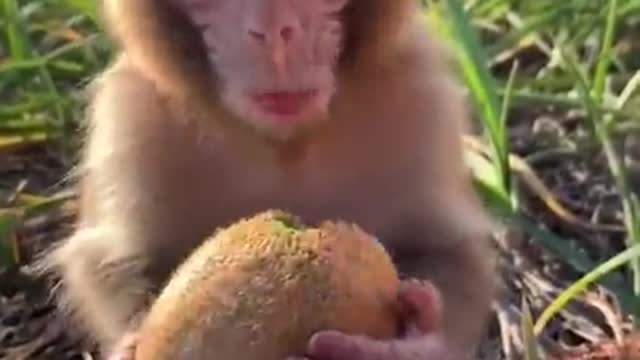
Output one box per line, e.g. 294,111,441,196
307,330,348,356
422,281,443,313
106,354,127,360
403,279,442,310
309,330,343,349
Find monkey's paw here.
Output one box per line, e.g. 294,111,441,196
287,280,464,360
104,332,138,360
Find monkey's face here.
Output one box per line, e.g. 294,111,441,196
176,0,348,135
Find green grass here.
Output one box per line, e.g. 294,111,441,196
0,0,108,148
427,0,640,355
2,0,640,357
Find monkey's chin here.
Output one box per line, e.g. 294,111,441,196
252,104,328,140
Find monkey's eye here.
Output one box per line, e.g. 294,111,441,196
325,20,342,36
324,8,344,21
181,0,215,12
323,0,349,13
248,29,267,42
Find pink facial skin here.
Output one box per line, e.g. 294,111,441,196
174,0,349,135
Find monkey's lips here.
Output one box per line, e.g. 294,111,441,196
252,90,319,120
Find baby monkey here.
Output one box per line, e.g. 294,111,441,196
38,0,496,359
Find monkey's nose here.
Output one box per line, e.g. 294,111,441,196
246,23,298,72
247,27,293,70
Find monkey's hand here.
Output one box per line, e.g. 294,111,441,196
104,332,138,360
289,280,464,360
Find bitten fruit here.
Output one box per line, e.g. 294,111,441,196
134,210,401,360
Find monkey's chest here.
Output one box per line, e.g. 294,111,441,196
196,152,412,242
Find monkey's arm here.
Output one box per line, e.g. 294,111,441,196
397,226,495,353
36,61,176,350
302,58,496,357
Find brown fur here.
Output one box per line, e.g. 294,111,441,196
35,0,495,357
101,0,415,98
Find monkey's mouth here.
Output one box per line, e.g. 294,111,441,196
251,90,319,120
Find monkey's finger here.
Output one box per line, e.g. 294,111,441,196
307,330,463,360
105,352,134,360
105,348,136,360
399,336,466,360
306,330,389,360
398,279,443,335
105,333,138,360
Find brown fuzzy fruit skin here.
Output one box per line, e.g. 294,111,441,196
134,210,401,360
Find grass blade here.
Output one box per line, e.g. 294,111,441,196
441,0,512,199
534,243,640,334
